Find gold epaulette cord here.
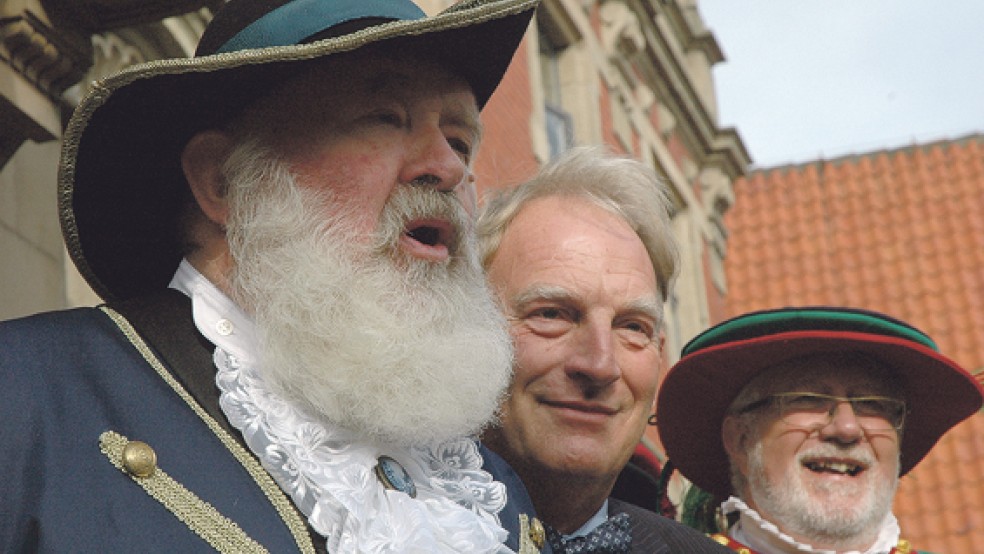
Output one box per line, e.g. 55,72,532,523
99,306,315,554
99,430,269,553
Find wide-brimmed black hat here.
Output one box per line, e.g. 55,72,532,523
59,0,538,302
656,306,984,498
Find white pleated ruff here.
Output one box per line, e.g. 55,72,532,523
215,348,512,553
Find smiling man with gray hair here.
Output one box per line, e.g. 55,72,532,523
478,146,733,554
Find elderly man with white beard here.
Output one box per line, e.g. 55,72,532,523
656,307,983,554
0,0,548,553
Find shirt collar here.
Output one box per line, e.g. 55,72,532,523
168,259,259,366
565,499,610,539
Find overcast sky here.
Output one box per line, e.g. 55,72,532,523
697,1,984,168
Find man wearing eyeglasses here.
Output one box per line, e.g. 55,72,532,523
656,306,984,554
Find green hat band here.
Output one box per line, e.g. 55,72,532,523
683,307,939,356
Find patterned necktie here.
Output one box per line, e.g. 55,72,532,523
545,512,632,554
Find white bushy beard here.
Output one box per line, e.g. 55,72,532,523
222,140,513,447
744,439,898,549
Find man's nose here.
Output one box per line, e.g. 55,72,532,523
401,127,467,193
818,401,864,443
566,319,621,387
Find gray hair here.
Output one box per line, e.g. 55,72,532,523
476,145,679,301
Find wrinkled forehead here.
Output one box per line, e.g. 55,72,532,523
742,352,903,399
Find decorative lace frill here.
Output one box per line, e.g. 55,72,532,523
723,496,901,554
215,348,512,553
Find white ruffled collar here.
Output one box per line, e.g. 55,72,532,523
170,260,512,553
722,496,901,554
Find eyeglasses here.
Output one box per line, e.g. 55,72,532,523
736,392,907,432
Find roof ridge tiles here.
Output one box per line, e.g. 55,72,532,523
745,132,984,174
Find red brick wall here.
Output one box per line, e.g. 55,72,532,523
474,40,540,198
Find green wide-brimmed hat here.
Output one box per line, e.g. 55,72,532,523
656,306,984,498
59,0,538,302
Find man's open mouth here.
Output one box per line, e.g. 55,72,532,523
401,218,454,261
803,459,865,477
407,225,444,246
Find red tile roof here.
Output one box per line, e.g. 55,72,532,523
724,134,984,553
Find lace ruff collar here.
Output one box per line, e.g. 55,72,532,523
722,496,901,554
170,261,512,553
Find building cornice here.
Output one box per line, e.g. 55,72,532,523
1,1,91,99
627,0,750,178
658,0,722,65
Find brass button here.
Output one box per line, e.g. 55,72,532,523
529,517,545,550
122,441,157,478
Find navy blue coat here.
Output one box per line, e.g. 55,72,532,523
0,292,543,553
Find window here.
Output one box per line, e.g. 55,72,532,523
539,25,573,158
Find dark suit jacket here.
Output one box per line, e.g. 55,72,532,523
0,290,542,552
609,498,733,553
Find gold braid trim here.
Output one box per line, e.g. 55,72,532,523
99,431,268,554
101,306,316,554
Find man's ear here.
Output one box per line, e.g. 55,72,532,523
182,130,234,226
722,415,750,477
